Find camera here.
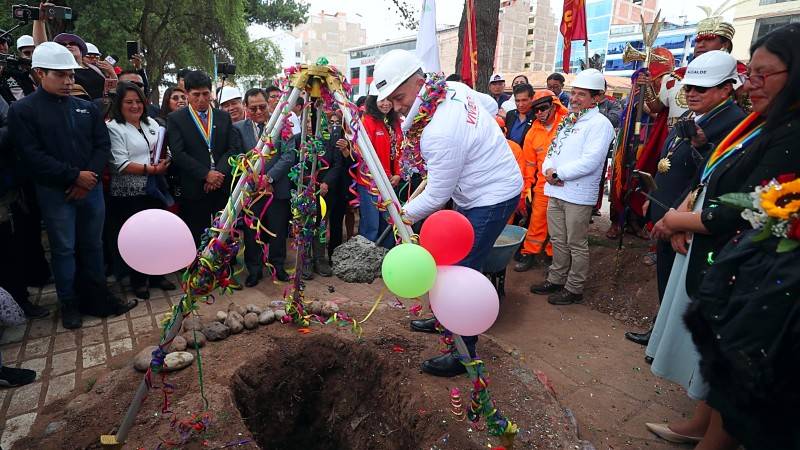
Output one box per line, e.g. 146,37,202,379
675,118,698,140
12,4,73,22
0,53,31,73
216,62,236,76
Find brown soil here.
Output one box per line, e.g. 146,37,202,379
16,301,581,450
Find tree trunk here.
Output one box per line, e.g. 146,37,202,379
454,0,500,94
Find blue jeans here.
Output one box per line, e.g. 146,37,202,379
36,184,106,306
453,195,518,356
357,184,393,249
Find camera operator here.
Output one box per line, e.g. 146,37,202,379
16,35,34,59
0,31,35,104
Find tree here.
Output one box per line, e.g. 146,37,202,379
453,0,500,93
0,0,307,101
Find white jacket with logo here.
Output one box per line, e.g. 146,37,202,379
403,81,523,223
541,107,614,206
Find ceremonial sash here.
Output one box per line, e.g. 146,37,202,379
188,105,215,169
701,112,765,183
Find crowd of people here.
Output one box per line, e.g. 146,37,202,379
1,8,798,450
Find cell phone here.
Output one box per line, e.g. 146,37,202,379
633,170,658,192
126,41,140,60
104,78,118,95
104,55,117,66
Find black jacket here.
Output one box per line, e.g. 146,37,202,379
685,112,800,299
9,87,110,189
650,100,746,223
167,107,242,200
232,118,298,200
504,109,534,147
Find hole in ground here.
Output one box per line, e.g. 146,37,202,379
233,334,432,450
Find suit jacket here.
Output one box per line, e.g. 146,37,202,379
233,118,298,200
650,100,746,223
167,107,241,200
686,112,800,299
504,109,534,147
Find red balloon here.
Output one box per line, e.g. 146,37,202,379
419,210,475,265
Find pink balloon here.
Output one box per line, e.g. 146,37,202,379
429,266,499,336
118,209,196,276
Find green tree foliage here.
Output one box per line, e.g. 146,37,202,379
0,0,307,100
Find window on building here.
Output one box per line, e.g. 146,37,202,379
753,14,800,43
366,65,374,78
528,28,534,35
759,0,796,4
350,68,359,81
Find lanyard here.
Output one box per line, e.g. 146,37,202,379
188,105,215,169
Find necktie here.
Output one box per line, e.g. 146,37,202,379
257,123,265,136
198,110,208,125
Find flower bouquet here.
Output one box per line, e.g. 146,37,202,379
717,174,800,253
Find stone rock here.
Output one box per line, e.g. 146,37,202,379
202,321,230,341
163,351,194,372
227,311,244,324
215,310,228,322
246,304,263,315
228,302,246,316
44,420,66,436
321,301,340,316
274,309,287,321
225,315,244,334
182,330,206,348
133,345,159,372
258,309,276,325
243,312,259,330
331,235,387,283
182,316,203,332
167,335,187,353
309,300,323,315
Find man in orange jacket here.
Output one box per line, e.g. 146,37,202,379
514,90,568,272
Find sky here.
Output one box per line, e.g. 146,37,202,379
251,0,732,44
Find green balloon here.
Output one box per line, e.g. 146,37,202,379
381,243,437,298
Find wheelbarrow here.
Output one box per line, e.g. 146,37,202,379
482,225,527,300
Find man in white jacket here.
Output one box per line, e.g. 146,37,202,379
373,49,523,377
531,69,614,305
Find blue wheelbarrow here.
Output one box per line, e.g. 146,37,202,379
482,225,527,300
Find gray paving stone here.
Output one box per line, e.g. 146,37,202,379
82,316,103,327
23,336,51,359
44,373,76,405
0,343,21,364
1,412,37,449
18,357,46,382
51,351,77,376
129,301,150,318
148,298,172,313
109,338,133,357
81,343,107,369
52,331,77,352
131,316,154,335
107,320,130,341
27,318,56,339
81,325,105,346
7,382,42,416
37,291,58,306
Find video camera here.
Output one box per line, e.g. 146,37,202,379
12,4,73,22
217,62,236,77
0,53,31,72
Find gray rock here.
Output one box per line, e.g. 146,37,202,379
331,235,388,283
246,304,263,315
215,310,228,322
44,420,66,435
321,301,340,316
182,330,207,348
258,309,276,325
243,312,259,330
225,315,244,334
133,345,159,372
309,300,323,315
227,311,244,324
227,302,246,316
163,351,194,372
202,321,230,341
274,309,287,322
167,335,187,353
182,316,203,332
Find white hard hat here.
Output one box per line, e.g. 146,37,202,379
219,86,242,104
372,49,423,101
368,81,378,96
16,35,34,49
85,42,100,56
31,42,81,70
682,50,740,89
572,68,606,91
489,73,505,83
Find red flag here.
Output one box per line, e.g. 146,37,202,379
560,0,588,73
459,0,478,87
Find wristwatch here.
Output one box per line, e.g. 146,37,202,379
551,172,559,180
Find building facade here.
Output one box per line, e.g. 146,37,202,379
266,31,303,70
344,27,459,99
496,0,532,74
292,11,367,71
555,0,659,73
605,22,696,76
525,0,559,71
731,0,800,62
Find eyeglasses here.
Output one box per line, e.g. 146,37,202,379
61,42,79,48
534,104,552,113
248,104,268,113
170,94,187,101
744,70,788,88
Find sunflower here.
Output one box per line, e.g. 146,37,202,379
760,178,800,220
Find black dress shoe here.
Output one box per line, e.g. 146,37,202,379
17,298,50,319
547,289,584,305
245,272,263,288
410,317,437,333
645,355,654,365
61,303,83,329
530,281,564,295
421,353,467,377
133,285,150,300
273,267,290,282
514,254,535,272
625,329,652,346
